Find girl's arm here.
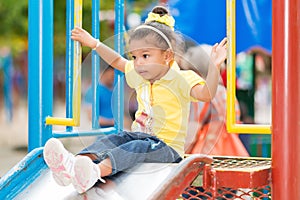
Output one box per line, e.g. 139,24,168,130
71,26,128,72
190,38,227,101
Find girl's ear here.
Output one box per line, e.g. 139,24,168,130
164,48,174,64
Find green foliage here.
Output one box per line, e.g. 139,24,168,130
0,0,28,37
0,0,28,54
0,0,157,57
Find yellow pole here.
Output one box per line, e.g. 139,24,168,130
45,117,76,126
226,0,237,130
46,0,82,127
226,0,271,134
72,0,82,126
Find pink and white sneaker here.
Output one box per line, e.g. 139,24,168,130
72,156,106,194
43,138,75,186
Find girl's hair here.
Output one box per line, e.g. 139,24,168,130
128,6,185,58
151,6,169,16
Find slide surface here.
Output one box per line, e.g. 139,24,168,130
3,152,211,200
15,163,177,200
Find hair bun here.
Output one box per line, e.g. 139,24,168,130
145,6,175,30
151,6,169,17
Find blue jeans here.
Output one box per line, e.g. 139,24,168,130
78,131,182,175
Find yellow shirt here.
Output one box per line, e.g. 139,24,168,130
125,60,205,156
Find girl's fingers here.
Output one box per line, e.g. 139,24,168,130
211,43,218,52
72,26,83,34
219,37,227,47
74,26,81,31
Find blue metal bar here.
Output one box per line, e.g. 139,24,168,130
114,0,125,132
66,0,74,131
52,127,117,138
91,0,100,129
28,0,53,151
0,148,46,199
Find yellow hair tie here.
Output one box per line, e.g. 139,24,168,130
145,12,175,30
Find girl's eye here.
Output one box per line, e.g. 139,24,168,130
132,55,136,60
143,54,149,59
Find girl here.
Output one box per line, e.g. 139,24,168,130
43,6,227,194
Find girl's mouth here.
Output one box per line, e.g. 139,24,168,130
139,70,147,75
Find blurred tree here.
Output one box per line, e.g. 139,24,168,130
0,0,155,56
0,0,28,54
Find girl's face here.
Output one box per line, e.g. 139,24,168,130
129,38,172,83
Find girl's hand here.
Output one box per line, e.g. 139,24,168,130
71,26,98,49
210,37,227,70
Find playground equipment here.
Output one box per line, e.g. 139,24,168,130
0,47,13,122
0,0,300,199
226,1,271,134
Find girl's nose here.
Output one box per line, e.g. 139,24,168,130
135,57,143,66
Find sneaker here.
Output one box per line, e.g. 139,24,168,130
72,156,106,194
43,138,75,186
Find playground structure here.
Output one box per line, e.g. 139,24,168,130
0,0,299,199
0,47,13,122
